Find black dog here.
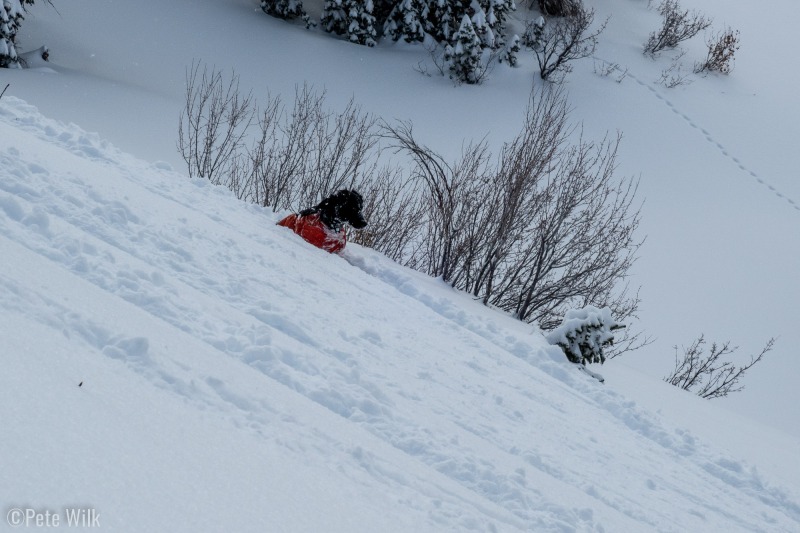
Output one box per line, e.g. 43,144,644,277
278,189,367,253
302,189,367,232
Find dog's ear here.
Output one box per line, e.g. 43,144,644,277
313,195,340,230
313,190,367,229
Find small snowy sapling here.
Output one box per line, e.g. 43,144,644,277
446,15,483,84
546,306,624,366
500,34,520,66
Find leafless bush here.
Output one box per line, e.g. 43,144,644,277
179,63,377,204
593,59,617,77
178,61,254,183
384,87,643,331
179,63,423,252
245,84,382,211
382,121,496,278
644,0,711,56
417,40,448,78
656,49,692,88
529,6,607,82
694,28,740,75
593,60,627,83
348,167,425,261
180,66,645,347
664,335,775,399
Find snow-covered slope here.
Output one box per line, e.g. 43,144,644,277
9,0,800,439
2,96,798,532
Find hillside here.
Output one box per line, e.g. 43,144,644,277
7,0,799,437
2,93,799,531
2,0,800,530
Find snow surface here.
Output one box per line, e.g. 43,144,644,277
2,92,799,532
2,0,800,530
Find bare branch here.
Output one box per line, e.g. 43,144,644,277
694,27,740,75
644,0,711,56
177,61,254,183
383,87,644,334
527,5,607,82
664,335,776,399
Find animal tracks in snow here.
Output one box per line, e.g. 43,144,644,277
603,61,800,213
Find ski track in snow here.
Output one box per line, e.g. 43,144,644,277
597,59,800,214
2,96,800,532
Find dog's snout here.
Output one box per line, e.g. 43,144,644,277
349,212,367,229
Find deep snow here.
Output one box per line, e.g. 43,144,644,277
2,0,800,530
2,93,799,532
7,0,799,437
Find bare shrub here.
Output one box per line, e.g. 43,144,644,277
348,167,425,262
180,66,645,350
247,84,381,211
382,121,496,278
179,74,386,211
384,87,643,331
178,61,254,183
528,6,607,82
178,63,423,254
644,0,711,56
656,49,692,88
664,335,775,399
418,40,449,78
593,59,617,77
694,28,740,75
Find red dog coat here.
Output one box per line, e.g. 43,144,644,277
277,212,347,253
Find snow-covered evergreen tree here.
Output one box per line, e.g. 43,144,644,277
425,0,456,44
490,0,515,28
469,0,494,48
261,0,314,28
346,0,378,46
261,0,305,21
384,0,426,43
423,0,513,49
445,15,483,84
545,306,624,366
323,0,379,46
1,0,28,68
1,5,18,68
485,0,515,47
321,0,349,35
500,33,520,66
522,15,545,51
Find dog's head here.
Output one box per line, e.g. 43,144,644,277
315,189,367,231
